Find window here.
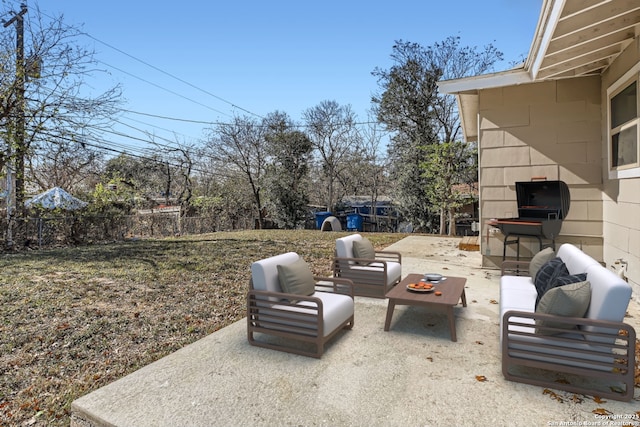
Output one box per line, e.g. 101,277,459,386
608,64,640,179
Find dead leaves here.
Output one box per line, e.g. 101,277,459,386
543,388,566,402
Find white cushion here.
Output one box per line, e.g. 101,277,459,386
351,261,402,285
581,264,632,343
251,252,300,300
335,234,363,259
499,276,537,343
270,291,354,337
556,243,600,275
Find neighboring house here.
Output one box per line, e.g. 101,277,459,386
452,182,479,236
438,0,640,299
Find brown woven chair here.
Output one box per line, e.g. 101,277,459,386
247,252,354,358
333,233,401,298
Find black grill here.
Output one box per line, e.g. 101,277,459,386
489,178,570,260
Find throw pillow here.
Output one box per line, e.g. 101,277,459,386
534,257,569,307
529,247,556,279
277,257,316,300
535,281,591,335
353,238,375,261
536,272,588,309
554,273,588,287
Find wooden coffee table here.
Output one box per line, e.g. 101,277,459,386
384,273,467,341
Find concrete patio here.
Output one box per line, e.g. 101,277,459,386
71,236,640,427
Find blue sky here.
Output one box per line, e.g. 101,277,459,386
32,0,542,152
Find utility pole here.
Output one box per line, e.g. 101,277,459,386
3,3,28,248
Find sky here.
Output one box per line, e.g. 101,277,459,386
17,0,542,156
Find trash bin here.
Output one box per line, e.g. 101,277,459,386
346,213,363,231
315,211,333,229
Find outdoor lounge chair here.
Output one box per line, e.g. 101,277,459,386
333,233,401,298
247,252,355,358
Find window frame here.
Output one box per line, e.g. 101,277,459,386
607,63,640,179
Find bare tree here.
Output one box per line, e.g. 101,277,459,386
358,117,390,225
206,115,268,229
162,141,196,217
429,36,503,143
28,136,103,192
0,4,121,246
302,100,361,212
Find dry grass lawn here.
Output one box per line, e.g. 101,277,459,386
0,230,405,426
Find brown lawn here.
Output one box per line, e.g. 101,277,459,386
0,230,405,426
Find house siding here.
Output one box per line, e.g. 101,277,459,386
478,76,603,267
601,37,640,298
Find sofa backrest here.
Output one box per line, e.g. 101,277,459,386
556,244,632,342
556,243,600,275
251,252,300,300
335,233,363,259
581,264,632,340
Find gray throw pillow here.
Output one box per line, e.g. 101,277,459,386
529,247,556,279
535,281,591,335
277,257,315,299
353,238,375,261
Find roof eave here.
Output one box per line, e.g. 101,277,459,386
437,67,532,94
438,68,533,142
525,0,565,80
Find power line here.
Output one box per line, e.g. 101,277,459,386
98,60,232,118
116,115,202,142
78,32,265,119
117,107,381,130
38,9,264,119
32,127,232,178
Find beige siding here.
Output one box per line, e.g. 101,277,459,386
601,38,640,297
478,76,603,267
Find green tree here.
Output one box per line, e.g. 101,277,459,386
103,154,166,208
422,141,478,235
264,112,312,229
372,37,501,233
372,41,441,231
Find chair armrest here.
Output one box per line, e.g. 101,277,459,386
247,289,323,306
374,250,401,263
334,256,391,271
502,310,636,401
314,276,354,298
501,260,531,276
